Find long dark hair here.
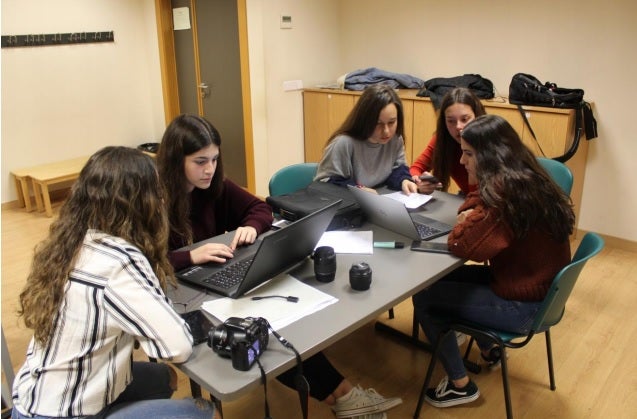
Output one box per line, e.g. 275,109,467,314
461,115,575,241
19,147,173,345
156,114,225,245
432,87,486,191
326,83,405,145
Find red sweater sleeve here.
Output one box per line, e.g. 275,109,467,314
410,135,437,176
447,192,513,262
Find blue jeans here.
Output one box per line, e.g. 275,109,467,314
12,362,215,419
412,265,541,381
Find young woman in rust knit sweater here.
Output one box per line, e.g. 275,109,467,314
412,114,575,408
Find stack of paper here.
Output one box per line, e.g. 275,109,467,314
384,191,432,209
201,275,338,331
315,230,373,254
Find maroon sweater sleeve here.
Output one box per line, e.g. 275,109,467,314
168,179,273,271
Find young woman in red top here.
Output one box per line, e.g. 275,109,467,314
412,115,575,408
410,87,486,194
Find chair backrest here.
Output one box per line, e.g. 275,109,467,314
532,232,604,331
268,163,319,197
537,157,573,195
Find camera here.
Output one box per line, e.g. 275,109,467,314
209,316,269,371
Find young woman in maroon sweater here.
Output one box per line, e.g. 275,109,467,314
412,114,575,408
156,114,401,419
410,87,486,195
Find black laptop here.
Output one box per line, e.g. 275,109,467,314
175,200,340,298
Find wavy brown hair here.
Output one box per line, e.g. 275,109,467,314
432,87,486,191
325,83,406,146
461,115,575,241
155,114,224,246
18,146,174,346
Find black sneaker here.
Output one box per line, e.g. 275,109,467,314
424,377,480,408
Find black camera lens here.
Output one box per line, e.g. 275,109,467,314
312,246,336,283
209,325,230,356
349,262,372,291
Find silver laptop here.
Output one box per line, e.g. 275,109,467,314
175,200,340,298
347,185,452,241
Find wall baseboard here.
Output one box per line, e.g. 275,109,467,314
576,229,637,253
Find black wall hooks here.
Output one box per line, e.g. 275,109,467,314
1,31,114,48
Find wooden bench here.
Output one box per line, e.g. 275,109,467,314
10,156,89,217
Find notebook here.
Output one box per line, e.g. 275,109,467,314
175,200,340,298
347,185,453,241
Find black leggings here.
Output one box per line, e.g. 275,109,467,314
276,351,344,401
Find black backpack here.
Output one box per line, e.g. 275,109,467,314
509,73,584,109
266,181,365,231
508,73,598,162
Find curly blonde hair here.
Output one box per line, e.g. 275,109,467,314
18,146,176,346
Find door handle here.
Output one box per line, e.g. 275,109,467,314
199,83,210,99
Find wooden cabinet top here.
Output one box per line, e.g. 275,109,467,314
303,88,574,115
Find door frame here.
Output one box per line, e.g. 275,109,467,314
154,0,256,193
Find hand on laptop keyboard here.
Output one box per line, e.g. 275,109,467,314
190,242,234,265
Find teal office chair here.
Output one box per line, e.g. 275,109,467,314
268,163,319,197
537,157,573,195
414,232,605,419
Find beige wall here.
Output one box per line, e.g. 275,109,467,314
336,0,636,242
1,0,165,202
2,0,635,242
251,0,637,242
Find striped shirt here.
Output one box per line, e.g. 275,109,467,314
12,230,193,417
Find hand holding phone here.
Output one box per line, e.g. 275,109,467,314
419,173,440,184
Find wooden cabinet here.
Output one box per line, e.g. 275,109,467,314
302,88,589,228
302,90,356,163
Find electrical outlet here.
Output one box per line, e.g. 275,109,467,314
283,80,303,91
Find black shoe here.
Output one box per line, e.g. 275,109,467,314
481,346,504,371
424,377,480,408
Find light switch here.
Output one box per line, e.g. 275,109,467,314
280,15,293,29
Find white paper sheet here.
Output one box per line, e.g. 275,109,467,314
384,191,433,209
201,275,338,331
315,230,373,254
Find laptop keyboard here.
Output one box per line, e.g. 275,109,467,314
202,258,253,289
415,223,443,240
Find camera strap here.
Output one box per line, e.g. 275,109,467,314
261,318,309,419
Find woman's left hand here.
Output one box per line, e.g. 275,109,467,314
457,209,474,224
230,226,258,250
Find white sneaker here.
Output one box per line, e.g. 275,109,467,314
332,385,402,418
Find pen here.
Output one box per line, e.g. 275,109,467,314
373,241,404,249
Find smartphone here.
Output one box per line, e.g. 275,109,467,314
180,310,215,345
419,173,440,184
410,240,452,254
